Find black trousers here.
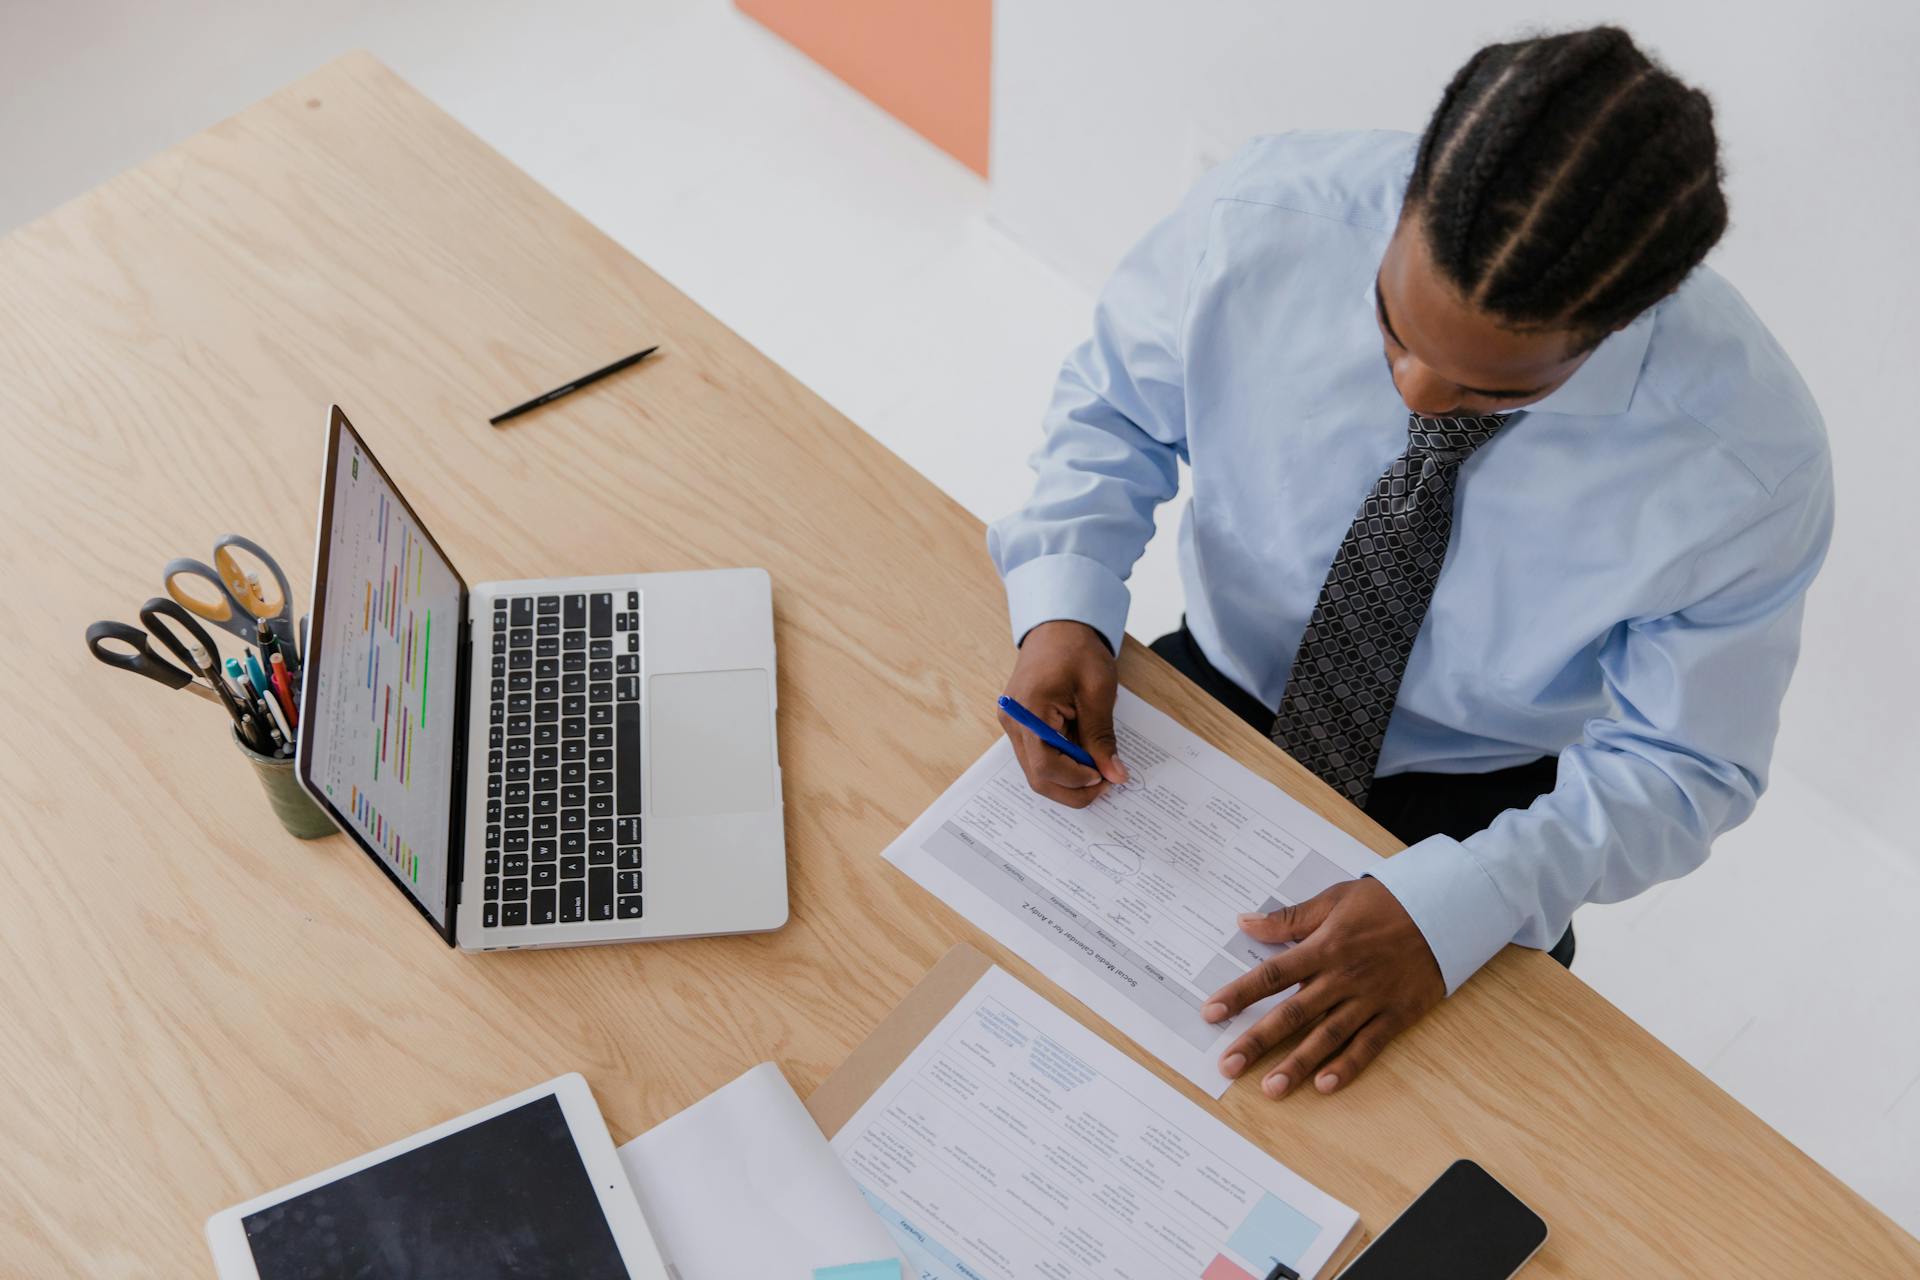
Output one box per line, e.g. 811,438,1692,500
1150,624,1576,968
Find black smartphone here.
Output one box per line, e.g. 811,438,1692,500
1336,1160,1547,1279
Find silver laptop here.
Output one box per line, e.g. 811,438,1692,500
297,405,787,950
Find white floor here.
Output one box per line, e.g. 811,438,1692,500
8,0,1916,1237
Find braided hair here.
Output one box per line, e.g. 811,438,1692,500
1406,25,1728,346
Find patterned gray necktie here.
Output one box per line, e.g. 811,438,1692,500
1270,413,1513,806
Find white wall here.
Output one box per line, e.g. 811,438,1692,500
990,0,1920,862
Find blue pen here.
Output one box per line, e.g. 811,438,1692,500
243,650,273,702
996,695,1098,769
222,658,252,703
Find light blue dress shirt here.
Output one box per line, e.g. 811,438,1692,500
987,130,1833,993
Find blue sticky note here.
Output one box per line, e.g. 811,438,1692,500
1225,1193,1317,1272
813,1263,902,1280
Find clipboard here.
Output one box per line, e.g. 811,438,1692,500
805,943,1370,1279
806,942,994,1139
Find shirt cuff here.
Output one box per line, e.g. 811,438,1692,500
1368,834,1522,995
1001,553,1131,654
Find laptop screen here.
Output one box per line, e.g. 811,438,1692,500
300,409,467,935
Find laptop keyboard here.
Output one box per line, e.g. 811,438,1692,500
481,590,643,930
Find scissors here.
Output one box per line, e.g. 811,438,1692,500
85,597,267,748
162,533,299,665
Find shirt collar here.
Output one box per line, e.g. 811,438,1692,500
1520,306,1655,417
1361,275,1657,419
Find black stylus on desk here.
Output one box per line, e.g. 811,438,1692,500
489,345,659,425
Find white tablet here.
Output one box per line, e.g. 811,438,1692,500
206,1073,671,1279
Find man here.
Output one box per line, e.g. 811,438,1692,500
988,26,1831,1100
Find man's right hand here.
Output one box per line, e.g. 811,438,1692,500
999,620,1129,808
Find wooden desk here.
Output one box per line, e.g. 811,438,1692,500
0,53,1910,1277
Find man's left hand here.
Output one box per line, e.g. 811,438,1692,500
1205,878,1444,1098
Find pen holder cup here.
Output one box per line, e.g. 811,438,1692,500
232,728,335,840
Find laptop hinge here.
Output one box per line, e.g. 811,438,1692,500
441,603,475,945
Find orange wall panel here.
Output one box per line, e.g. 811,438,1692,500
737,0,992,177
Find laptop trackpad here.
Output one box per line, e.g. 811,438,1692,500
648,669,774,817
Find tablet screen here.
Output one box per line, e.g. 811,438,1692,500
240,1095,629,1279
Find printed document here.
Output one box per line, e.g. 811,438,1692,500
885,688,1383,1096
830,964,1358,1280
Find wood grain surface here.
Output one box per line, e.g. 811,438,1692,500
0,52,1911,1277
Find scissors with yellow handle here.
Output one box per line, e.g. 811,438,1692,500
163,533,299,665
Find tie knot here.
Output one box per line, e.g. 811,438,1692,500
1407,412,1511,460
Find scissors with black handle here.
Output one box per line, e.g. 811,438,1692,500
86,597,269,750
